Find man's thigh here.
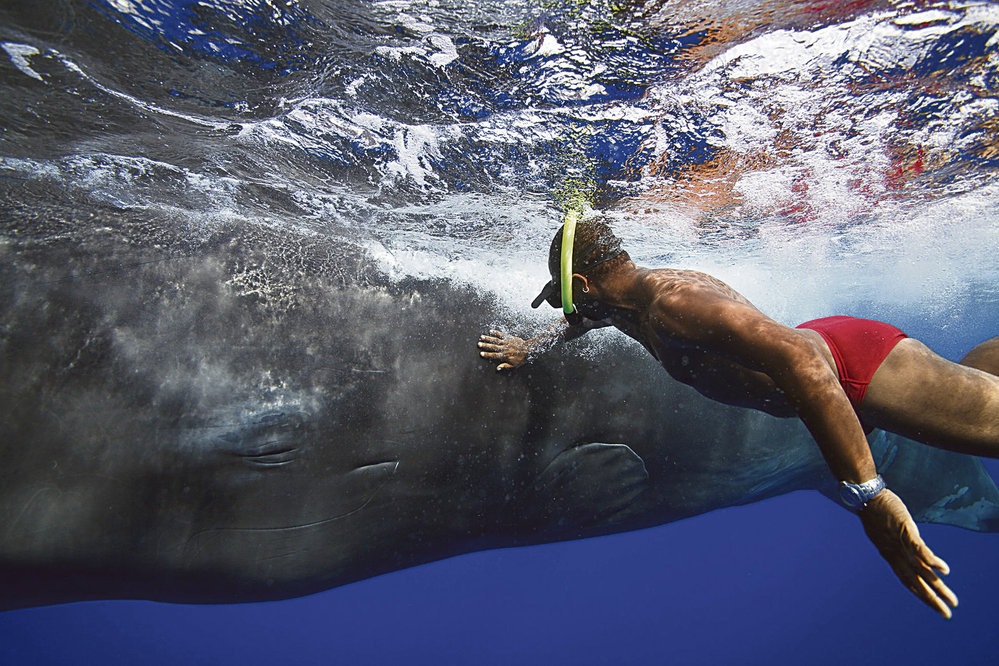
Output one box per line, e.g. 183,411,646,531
862,338,999,455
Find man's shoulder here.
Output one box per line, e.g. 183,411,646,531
641,269,742,303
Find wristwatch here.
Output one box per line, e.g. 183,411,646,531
838,475,886,510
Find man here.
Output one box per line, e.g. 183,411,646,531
478,214,999,619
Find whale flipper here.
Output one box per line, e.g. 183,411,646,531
867,431,999,532
814,430,999,531
518,443,649,538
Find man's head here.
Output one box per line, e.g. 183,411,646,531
531,215,629,317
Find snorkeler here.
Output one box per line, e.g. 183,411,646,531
478,213,999,620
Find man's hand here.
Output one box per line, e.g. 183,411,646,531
858,489,959,619
478,329,532,371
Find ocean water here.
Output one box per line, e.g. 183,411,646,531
2,0,999,663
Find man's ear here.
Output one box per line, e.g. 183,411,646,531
572,273,590,294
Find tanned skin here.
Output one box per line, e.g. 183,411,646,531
480,259,999,619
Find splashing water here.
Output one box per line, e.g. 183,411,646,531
3,0,997,338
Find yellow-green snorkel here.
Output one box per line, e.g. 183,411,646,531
560,209,580,317
532,205,622,322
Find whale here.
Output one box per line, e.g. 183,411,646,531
2,179,998,612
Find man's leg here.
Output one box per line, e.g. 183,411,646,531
862,338,999,457
959,336,999,376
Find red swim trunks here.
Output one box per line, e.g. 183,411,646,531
795,316,908,410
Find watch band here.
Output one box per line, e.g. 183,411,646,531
838,475,886,510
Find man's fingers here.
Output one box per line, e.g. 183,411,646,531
892,550,958,619
914,580,952,620
912,574,955,619
895,563,950,619
915,543,950,576
912,555,959,611
901,521,951,574
477,330,523,371
902,530,957,607
479,335,513,351
903,526,959,615
929,575,959,611
864,497,960,620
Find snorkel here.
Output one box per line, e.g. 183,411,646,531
531,207,623,324
560,209,581,325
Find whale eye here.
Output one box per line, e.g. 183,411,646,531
235,444,298,469
209,409,305,470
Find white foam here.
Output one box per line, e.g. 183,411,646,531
427,33,459,67
374,45,426,62
384,125,442,188
532,32,565,58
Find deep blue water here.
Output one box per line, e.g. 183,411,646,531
3,0,999,663
4,485,999,664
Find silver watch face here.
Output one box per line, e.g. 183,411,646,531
838,483,864,508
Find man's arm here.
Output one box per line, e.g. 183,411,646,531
652,286,958,618
478,317,608,371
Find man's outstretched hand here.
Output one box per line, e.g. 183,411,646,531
478,330,531,371
859,489,959,619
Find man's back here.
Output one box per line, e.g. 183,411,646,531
599,268,804,416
